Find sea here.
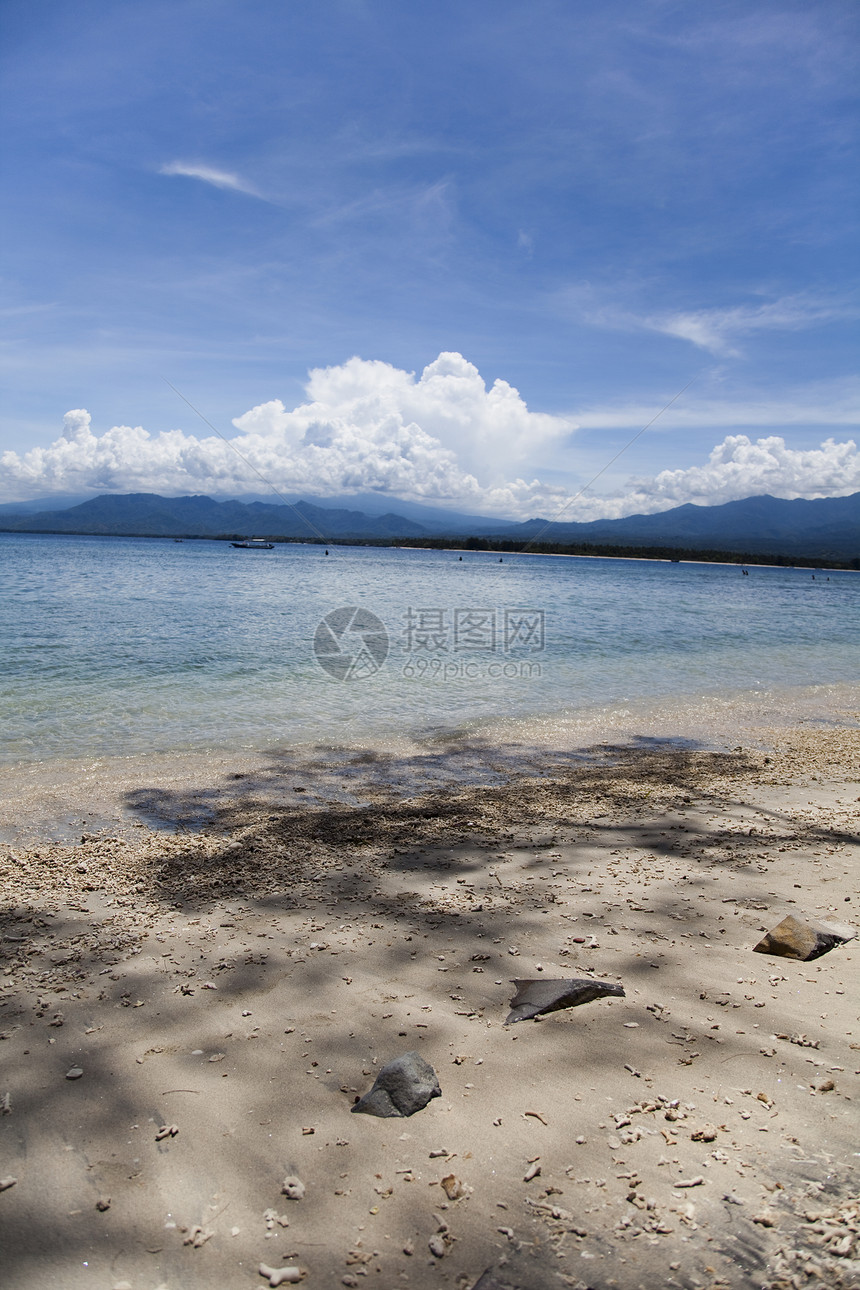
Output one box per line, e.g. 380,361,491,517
2,532,857,780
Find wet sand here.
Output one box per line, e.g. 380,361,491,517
1,700,859,1290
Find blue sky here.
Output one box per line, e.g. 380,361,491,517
1,0,858,516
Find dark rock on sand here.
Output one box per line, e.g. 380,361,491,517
506,977,625,1024
753,914,854,961
351,1051,441,1118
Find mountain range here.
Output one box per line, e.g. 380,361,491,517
0,490,858,560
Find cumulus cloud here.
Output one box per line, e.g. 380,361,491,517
573,433,860,520
1,354,857,521
159,161,261,196
0,354,573,513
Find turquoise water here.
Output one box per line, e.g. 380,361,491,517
0,532,857,767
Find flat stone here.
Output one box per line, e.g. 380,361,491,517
351,1051,441,1118
505,977,625,1024
753,915,854,961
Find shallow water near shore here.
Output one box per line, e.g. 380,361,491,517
2,532,858,775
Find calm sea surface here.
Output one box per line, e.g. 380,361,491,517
1,532,857,768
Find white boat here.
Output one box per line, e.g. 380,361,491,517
231,538,275,550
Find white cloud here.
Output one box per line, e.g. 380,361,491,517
0,354,573,511
1,356,857,522
573,433,860,520
159,162,261,197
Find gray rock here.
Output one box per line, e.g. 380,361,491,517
506,977,625,1024
351,1051,441,1118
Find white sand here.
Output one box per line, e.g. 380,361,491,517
1,710,858,1290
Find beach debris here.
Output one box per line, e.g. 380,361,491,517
428,1234,447,1258
183,1225,213,1246
65,1066,84,1080
95,1196,111,1211
351,1051,441,1118
0,1176,17,1192
753,915,854,961
281,1175,306,1200
674,1176,705,1189
690,1124,718,1142
441,1173,466,1200
505,977,624,1024
258,1265,305,1286
523,1160,542,1182
155,1123,179,1141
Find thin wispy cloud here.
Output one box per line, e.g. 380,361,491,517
581,293,858,357
158,162,262,198
570,377,860,431
644,296,858,357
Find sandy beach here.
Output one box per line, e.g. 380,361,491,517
1,709,858,1290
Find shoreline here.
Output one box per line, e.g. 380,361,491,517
1,710,858,1289
2,679,858,846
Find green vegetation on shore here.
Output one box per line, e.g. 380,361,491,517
245,533,860,570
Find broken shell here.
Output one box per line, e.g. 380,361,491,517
0,1176,17,1192
281,1175,306,1200
65,1067,84,1080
